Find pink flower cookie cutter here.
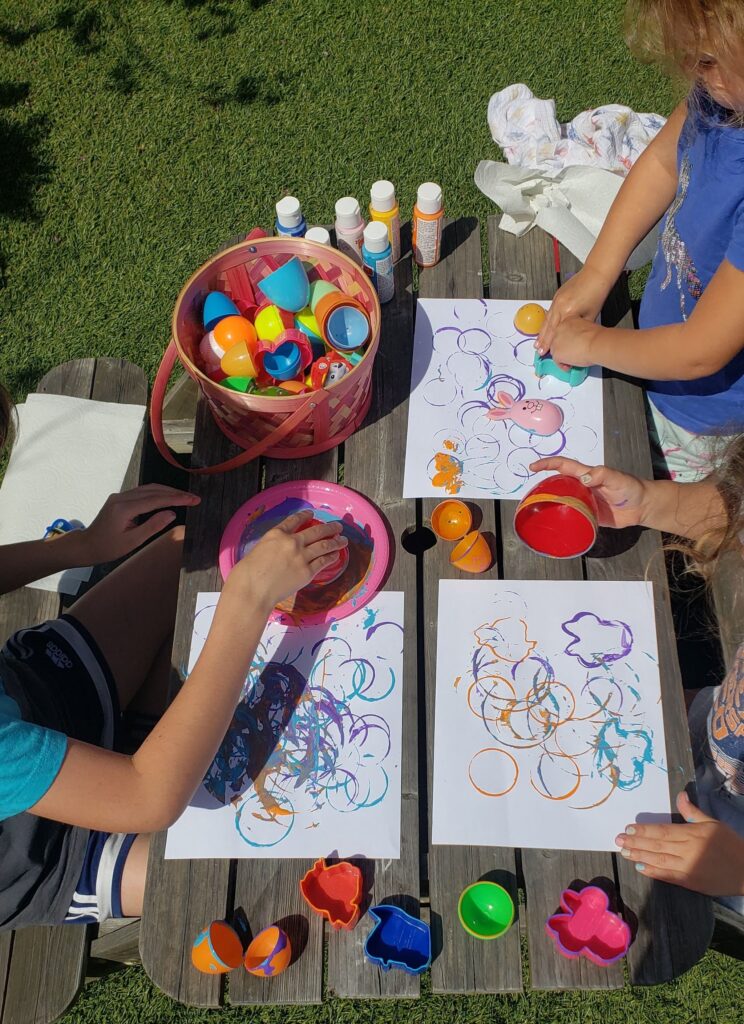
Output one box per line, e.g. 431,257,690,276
545,885,632,967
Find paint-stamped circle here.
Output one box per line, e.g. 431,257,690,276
219,480,390,627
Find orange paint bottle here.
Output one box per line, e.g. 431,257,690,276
412,182,443,268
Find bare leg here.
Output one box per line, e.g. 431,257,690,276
119,833,151,917
67,527,184,710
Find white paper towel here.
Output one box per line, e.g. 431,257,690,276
0,393,145,594
474,160,660,270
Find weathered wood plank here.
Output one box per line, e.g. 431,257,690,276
0,933,12,1022
325,226,421,1000
1,359,147,1024
420,219,522,994
140,396,260,1007
488,223,622,990
569,248,713,983
89,920,141,965
228,451,336,1008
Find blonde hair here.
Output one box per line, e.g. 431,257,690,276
672,435,744,581
625,0,744,82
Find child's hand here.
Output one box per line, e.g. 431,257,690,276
537,265,613,355
225,510,348,613
529,457,649,529
81,485,200,563
615,791,744,898
537,316,600,366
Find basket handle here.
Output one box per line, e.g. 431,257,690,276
150,340,323,474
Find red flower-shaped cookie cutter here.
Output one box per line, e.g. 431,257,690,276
300,858,363,930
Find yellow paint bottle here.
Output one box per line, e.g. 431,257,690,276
369,180,401,264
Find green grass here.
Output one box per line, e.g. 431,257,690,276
2,2,740,1022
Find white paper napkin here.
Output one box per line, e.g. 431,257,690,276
0,393,145,594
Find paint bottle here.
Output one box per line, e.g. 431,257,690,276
362,221,395,304
369,180,401,264
275,196,307,238
334,197,365,264
412,182,444,268
304,226,331,247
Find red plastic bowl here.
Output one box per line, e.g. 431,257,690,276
514,474,598,559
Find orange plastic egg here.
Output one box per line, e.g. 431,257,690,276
513,303,547,336
221,340,258,378
214,315,257,352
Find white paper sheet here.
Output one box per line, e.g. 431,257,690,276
403,299,604,501
432,580,671,851
0,393,145,594
165,592,405,860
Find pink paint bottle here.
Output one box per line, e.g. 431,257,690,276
334,197,365,265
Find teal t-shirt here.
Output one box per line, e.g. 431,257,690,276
641,88,744,434
0,679,67,820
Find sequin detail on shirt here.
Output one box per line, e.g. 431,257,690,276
659,155,703,321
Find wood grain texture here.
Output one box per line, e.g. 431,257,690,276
419,219,522,994
325,227,421,1000
0,933,12,1022
1,359,147,1024
569,249,713,983
89,920,141,965
140,395,259,1007
228,450,337,1008
487,223,621,990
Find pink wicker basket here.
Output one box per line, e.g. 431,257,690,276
150,231,381,474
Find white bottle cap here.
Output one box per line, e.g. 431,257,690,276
335,196,362,229
363,220,390,253
275,195,303,228
370,179,396,212
416,182,443,215
304,226,331,246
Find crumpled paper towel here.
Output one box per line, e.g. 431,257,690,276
474,160,660,270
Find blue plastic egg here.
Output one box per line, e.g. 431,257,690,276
203,292,240,331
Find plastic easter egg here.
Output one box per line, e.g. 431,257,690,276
220,376,256,393
221,340,258,378
214,315,257,353
243,926,292,978
199,331,225,372
295,307,323,341
513,303,547,336
203,292,240,331
262,342,302,382
255,304,293,343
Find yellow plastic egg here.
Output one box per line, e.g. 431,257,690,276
513,303,547,336
221,340,257,378
255,305,288,343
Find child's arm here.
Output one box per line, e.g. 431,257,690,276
530,457,726,540
28,511,347,834
545,258,744,379
0,485,200,595
537,101,687,353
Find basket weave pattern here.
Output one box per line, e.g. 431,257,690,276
171,237,381,459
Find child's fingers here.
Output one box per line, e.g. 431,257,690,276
618,842,686,869
305,536,348,562
118,485,200,506
297,521,344,546
529,457,595,478
309,549,347,574
274,510,314,534
126,509,178,546
632,862,688,885
616,821,688,845
676,790,711,824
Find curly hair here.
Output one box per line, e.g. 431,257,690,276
674,435,744,580
625,0,744,81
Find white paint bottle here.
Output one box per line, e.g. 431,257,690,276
334,197,365,264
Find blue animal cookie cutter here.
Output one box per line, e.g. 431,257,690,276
43,518,84,540
364,905,431,975
534,350,590,387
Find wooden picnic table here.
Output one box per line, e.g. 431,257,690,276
139,216,714,1006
